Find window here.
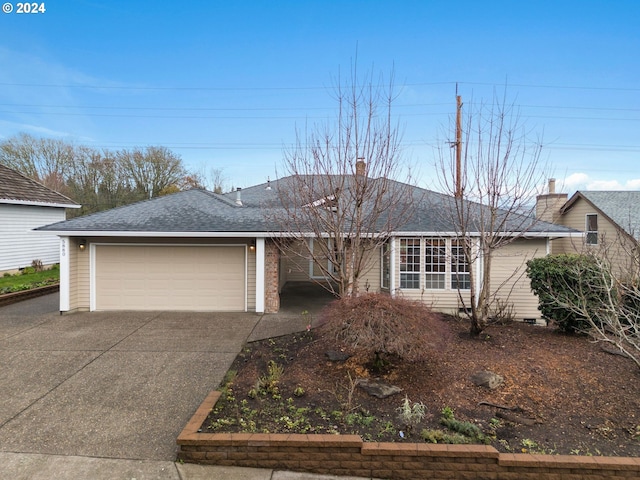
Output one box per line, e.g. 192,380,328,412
425,238,446,289
451,239,471,290
586,214,598,245
381,240,391,289
399,238,420,289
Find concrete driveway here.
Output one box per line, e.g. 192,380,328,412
0,293,262,460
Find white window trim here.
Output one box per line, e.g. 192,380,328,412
59,236,70,312
395,237,474,293
255,238,265,313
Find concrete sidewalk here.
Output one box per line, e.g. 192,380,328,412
0,452,378,479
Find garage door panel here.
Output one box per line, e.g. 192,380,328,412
95,245,245,311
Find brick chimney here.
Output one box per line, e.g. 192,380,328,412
535,178,567,223
355,158,366,176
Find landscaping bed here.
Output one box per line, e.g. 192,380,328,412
201,316,640,457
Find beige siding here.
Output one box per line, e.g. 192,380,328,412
358,245,381,293
489,238,547,320
75,238,90,310
281,240,313,282
246,247,256,310
553,198,637,279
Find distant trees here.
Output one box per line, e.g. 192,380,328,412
0,133,223,217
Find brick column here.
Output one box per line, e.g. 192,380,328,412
264,239,280,313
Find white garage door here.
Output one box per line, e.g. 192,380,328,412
94,245,246,311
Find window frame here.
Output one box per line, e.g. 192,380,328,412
586,214,598,245
399,238,421,289
424,238,446,289
450,239,471,290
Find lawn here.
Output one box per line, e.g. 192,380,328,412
0,265,60,294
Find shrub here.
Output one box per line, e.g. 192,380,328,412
320,293,449,363
527,254,611,333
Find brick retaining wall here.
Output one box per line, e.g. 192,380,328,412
177,391,640,480
0,284,59,307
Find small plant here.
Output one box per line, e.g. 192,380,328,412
520,438,556,454
256,360,284,395
301,310,312,332
396,396,428,432
441,406,455,420
421,428,472,444
31,259,44,272
293,386,305,397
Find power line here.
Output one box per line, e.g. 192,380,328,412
1,79,639,92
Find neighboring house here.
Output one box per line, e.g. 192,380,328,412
38,175,577,319
536,179,640,277
0,164,79,273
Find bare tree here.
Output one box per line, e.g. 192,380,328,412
117,146,187,199
548,251,640,370
267,65,415,298
434,91,550,335
0,133,74,194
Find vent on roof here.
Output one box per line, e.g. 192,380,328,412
235,187,243,206
265,178,272,190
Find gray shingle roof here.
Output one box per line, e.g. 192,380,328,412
38,175,576,236
573,191,640,240
0,164,79,207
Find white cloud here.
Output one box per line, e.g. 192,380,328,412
558,173,640,193
587,179,624,190
563,173,589,189
624,179,640,189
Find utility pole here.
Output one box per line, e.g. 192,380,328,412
455,93,463,198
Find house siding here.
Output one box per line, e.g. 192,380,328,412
489,238,547,320
281,240,313,282
0,204,66,272
358,245,381,293
553,198,636,278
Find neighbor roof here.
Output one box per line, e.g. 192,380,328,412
37,175,577,237
0,164,79,208
562,191,640,240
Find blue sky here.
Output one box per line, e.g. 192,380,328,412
1,0,639,192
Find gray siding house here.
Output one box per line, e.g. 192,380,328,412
0,164,79,272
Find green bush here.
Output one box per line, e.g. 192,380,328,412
526,254,611,333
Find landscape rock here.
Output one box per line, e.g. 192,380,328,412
471,370,504,390
356,378,402,398
325,350,351,362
